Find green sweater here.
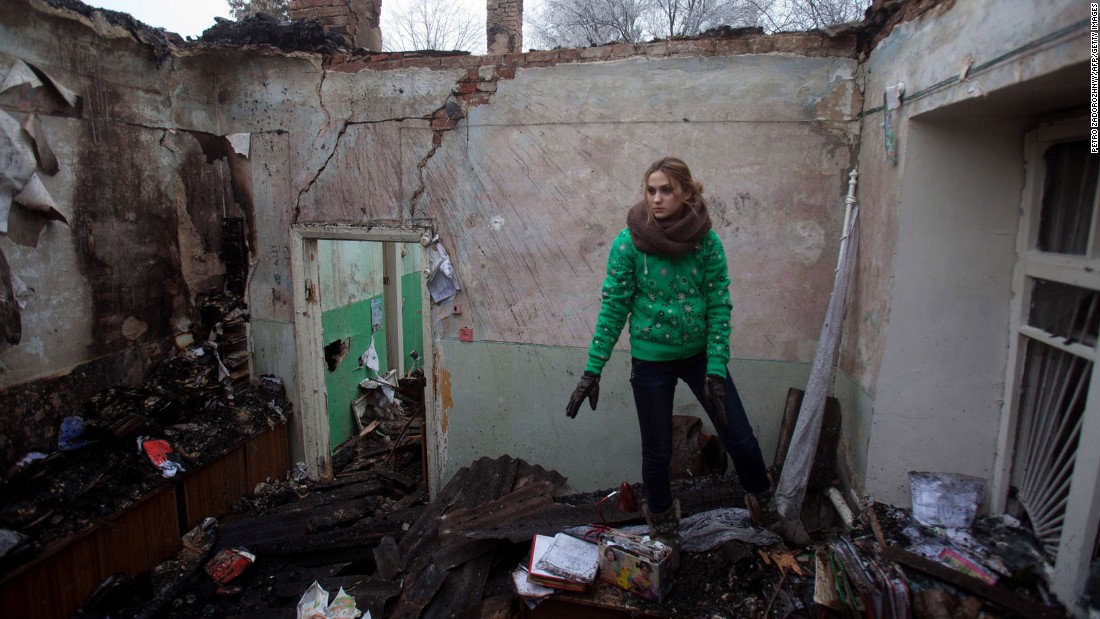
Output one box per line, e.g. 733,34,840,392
585,228,733,377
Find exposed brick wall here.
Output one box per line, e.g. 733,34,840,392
486,0,522,54
289,0,382,51
326,31,859,74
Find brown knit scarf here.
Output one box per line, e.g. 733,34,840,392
627,199,713,257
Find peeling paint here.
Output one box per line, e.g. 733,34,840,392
438,364,453,412
815,78,862,123
121,315,148,340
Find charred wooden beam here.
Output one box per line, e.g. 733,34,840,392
885,548,1063,619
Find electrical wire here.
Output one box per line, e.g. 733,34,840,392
861,18,1089,117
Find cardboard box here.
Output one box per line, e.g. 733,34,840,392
596,530,673,602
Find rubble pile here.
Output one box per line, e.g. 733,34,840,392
0,330,289,576
112,461,1071,619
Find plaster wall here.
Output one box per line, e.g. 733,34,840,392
848,0,1086,505
290,54,860,485
864,119,1026,505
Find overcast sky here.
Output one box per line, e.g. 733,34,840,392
85,0,524,49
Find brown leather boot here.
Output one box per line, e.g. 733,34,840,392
643,499,681,572
746,489,811,546
745,488,780,527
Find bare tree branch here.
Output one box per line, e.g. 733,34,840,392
528,0,868,48
383,0,482,52
228,0,290,21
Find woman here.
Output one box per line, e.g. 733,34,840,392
565,157,779,562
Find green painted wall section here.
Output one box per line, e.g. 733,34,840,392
438,339,813,493
322,296,388,447
401,271,424,372
319,241,425,448
437,338,874,497
832,368,873,498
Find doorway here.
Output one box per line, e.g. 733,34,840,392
289,224,436,489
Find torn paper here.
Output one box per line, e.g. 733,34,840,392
0,60,43,94
426,236,460,303
29,62,79,111
22,114,58,175
358,369,397,403
226,133,251,158
0,110,37,235
512,567,554,600
354,362,398,427
909,471,985,529
14,174,65,222
359,336,380,373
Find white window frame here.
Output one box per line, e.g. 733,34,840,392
992,117,1100,606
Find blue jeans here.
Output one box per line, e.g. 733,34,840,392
630,354,771,513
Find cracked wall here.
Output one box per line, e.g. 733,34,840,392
285,48,862,489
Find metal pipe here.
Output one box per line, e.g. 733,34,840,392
825,486,855,528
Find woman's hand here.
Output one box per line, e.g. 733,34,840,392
566,371,600,419
704,374,728,430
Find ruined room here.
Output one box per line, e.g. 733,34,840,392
0,0,1093,616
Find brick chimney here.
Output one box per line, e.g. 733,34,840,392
486,0,522,54
288,0,382,51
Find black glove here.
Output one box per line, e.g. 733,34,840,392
566,371,600,419
704,374,728,431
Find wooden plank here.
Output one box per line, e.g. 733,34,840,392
438,480,555,537
478,593,521,619
95,485,181,578
0,530,101,619
773,388,804,470
245,423,289,489
383,241,403,375
179,445,249,530
0,485,179,619
373,535,401,580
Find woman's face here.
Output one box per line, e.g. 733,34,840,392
645,170,689,220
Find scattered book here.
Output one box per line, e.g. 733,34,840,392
527,533,596,591
536,532,600,583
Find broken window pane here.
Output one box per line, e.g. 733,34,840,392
1028,279,1100,348
1036,140,1098,255
1012,338,1091,559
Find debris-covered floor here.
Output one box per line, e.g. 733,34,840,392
33,406,1070,618
0,299,1073,618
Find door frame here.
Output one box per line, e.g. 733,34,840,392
289,223,435,488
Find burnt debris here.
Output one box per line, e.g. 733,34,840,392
198,14,345,54
0,291,284,573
